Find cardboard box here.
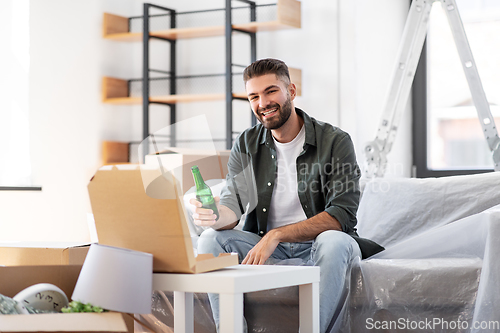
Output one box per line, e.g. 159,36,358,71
145,147,230,194
0,242,89,266
88,164,238,273
0,312,130,333
0,265,133,333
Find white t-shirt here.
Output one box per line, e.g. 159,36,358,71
267,125,308,231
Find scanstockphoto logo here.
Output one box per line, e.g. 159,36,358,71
366,317,500,331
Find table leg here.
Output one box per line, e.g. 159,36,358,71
299,282,320,333
219,292,243,333
174,291,194,333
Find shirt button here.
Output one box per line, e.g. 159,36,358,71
271,155,275,159
263,208,267,212
259,231,264,235
305,205,308,209
267,182,272,186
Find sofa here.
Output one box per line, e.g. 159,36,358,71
138,171,500,333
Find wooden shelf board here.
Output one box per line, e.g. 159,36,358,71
103,96,142,105
103,32,142,42
233,92,248,99
234,21,296,33
103,21,298,41
152,26,225,40
152,94,226,104
103,93,249,105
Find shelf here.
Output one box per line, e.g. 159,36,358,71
102,0,300,41
103,93,241,105
102,69,301,105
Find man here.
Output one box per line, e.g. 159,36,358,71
191,58,383,333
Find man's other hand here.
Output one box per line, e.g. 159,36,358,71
242,231,280,265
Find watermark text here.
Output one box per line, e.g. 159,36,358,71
366,317,500,331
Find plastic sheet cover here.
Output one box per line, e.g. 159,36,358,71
138,172,500,333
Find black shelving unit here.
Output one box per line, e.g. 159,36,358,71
101,0,301,164
225,0,258,148
139,1,258,152
142,3,177,156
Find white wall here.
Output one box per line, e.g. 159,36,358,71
0,0,411,243
339,0,412,178
0,0,136,242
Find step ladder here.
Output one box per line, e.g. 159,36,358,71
364,0,500,178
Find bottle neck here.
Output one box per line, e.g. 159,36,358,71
192,169,206,189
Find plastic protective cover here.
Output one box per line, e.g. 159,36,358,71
139,171,500,333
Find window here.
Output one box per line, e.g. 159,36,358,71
0,0,36,189
413,0,500,177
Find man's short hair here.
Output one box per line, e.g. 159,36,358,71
243,58,291,87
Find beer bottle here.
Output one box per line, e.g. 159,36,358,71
191,165,219,220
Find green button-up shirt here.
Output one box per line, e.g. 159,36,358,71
220,108,383,258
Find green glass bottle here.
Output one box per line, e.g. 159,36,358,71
191,165,219,220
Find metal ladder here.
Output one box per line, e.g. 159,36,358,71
364,0,500,178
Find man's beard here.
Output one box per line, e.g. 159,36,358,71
256,94,293,130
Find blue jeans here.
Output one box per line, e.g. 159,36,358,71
197,229,361,333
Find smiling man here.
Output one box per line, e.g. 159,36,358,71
191,58,383,333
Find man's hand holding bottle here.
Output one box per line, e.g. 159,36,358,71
190,165,238,230
189,196,220,227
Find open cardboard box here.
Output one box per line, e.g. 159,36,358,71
88,160,238,273
0,265,133,333
0,242,89,266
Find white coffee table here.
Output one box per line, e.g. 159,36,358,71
153,264,320,333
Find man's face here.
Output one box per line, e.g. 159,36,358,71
245,74,295,130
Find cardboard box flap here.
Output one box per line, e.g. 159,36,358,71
0,245,89,267
0,247,82,266
0,312,128,332
193,253,238,274
0,242,90,266
88,166,196,273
